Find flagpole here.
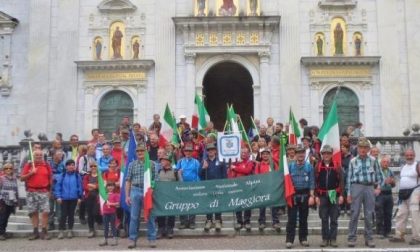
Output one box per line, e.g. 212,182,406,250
238,114,251,152
28,141,36,171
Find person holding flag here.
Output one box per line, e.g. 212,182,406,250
285,144,315,249
125,144,157,249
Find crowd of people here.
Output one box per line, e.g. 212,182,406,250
0,115,419,249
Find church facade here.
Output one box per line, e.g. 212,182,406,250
1,0,419,144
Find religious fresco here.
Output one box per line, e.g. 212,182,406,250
330,17,347,56
217,0,239,16
195,0,208,16
109,21,125,59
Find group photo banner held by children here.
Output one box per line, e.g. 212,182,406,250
152,171,286,216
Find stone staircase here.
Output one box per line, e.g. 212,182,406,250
7,206,412,238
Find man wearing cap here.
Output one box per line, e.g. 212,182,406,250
156,153,180,239
346,138,383,248
120,129,130,154
255,147,280,232
125,144,157,249
201,143,226,232
177,143,201,229
315,145,344,247
286,144,315,249
177,115,190,135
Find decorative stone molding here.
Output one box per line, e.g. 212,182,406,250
301,56,380,66
97,0,137,13
173,16,280,55
318,0,357,9
75,59,154,71
0,11,18,97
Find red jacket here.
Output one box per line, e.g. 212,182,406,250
228,158,255,178
112,148,126,167
271,145,280,165
255,160,279,174
21,162,52,192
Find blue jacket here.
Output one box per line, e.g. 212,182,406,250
177,157,201,182
200,157,226,180
54,172,83,200
98,155,113,172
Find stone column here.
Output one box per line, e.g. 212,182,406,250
83,86,95,138
185,52,197,119
258,51,270,122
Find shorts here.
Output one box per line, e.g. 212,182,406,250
27,191,50,214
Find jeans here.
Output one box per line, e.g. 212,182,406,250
318,195,339,241
206,213,222,222
59,199,78,230
48,197,61,225
235,210,251,224
85,191,101,230
286,195,309,243
128,186,156,242
375,193,393,236
0,201,14,235
103,213,117,239
259,207,280,224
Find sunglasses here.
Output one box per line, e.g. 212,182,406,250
3,167,13,170
90,165,97,168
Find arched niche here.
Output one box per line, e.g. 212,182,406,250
109,21,125,59
92,36,103,60
330,17,347,56
353,32,363,56
314,32,325,56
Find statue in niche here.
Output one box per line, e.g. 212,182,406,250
219,0,237,16
334,23,344,55
112,26,123,59
95,39,102,60
132,39,140,59
249,0,258,16
316,35,323,56
354,36,362,56
197,0,206,16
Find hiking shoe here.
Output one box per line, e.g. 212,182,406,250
286,242,293,249
57,231,64,239
234,222,242,231
348,240,356,247
28,231,40,241
245,223,251,231
40,229,51,240
110,237,118,246
149,240,157,248
273,223,281,233
88,230,95,238
320,240,328,247
127,240,136,249
67,230,73,239
389,236,405,242
409,239,420,245
99,239,108,246
204,220,212,232
330,240,338,247
365,240,375,248
300,240,309,247
215,220,222,232
156,230,163,239
178,223,186,229
258,223,266,231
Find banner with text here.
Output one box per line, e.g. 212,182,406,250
152,171,285,216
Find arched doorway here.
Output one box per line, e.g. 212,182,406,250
99,90,134,138
203,62,253,130
323,87,359,134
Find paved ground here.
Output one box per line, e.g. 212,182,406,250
1,234,420,251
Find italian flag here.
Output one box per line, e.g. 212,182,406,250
319,100,341,167
192,94,210,131
288,108,301,145
225,105,239,133
143,151,153,221
238,115,250,148
248,116,259,138
159,103,179,147
280,143,295,207
98,168,108,215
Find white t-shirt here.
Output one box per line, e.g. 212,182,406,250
400,162,419,189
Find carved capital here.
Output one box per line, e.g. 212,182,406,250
185,52,197,64
85,87,94,94
258,51,270,63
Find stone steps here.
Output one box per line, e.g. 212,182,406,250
6,208,412,238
